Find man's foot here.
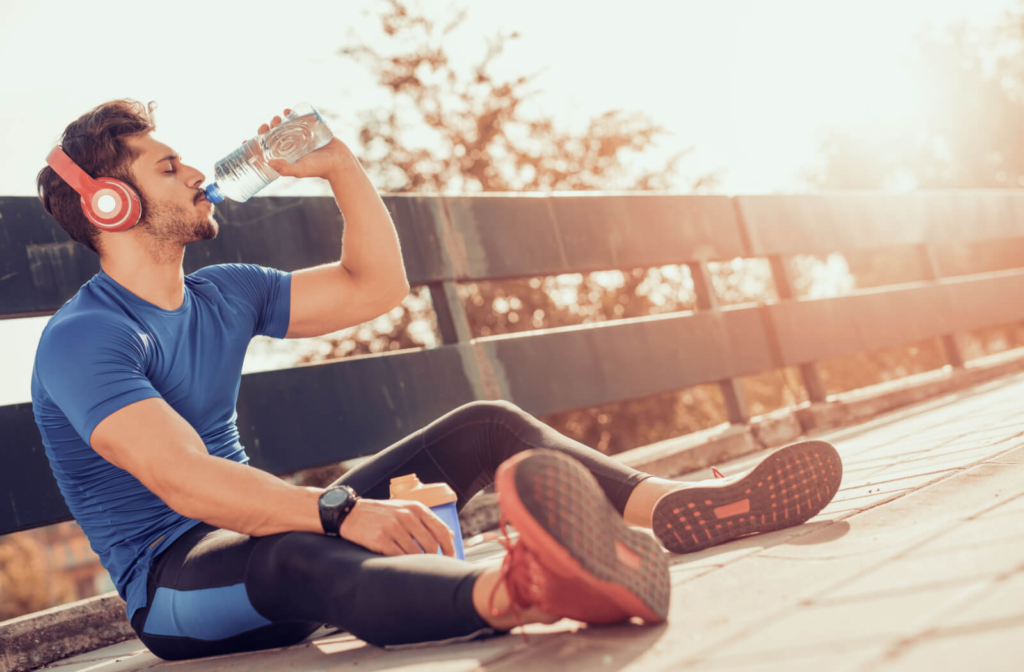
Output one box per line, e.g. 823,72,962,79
491,449,670,627
653,440,842,554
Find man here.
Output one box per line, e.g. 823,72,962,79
32,99,842,660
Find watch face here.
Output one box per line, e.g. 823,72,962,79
321,488,351,507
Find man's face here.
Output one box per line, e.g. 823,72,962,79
125,133,217,246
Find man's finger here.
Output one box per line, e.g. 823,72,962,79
416,507,456,557
390,531,421,556
404,514,441,555
380,540,404,557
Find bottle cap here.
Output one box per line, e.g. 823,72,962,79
389,474,457,507
204,183,225,204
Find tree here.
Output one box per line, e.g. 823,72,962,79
275,0,738,483
809,21,1024,190
336,0,717,194
804,14,1024,392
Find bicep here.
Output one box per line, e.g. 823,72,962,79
286,262,406,339
89,397,208,504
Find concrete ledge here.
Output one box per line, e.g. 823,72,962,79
749,407,805,448
618,422,758,477
797,347,1024,432
0,592,131,672
618,348,1024,479
5,347,1024,671
617,407,805,478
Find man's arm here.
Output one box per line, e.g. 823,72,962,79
91,397,323,537
89,397,455,555
269,137,410,339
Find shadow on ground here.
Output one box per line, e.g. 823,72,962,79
668,520,852,566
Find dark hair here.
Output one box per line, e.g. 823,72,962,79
35,99,157,255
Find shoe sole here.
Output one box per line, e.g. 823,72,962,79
653,440,843,554
496,449,670,623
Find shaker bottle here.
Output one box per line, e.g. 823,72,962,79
390,474,466,560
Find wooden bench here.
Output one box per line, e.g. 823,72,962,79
4,191,1024,538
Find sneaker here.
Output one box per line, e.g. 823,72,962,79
653,440,843,554
491,449,670,629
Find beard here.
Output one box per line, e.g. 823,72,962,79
136,195,218,257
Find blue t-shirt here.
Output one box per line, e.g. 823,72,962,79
30,264,292,621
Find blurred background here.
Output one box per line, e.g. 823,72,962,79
4,0,1024,620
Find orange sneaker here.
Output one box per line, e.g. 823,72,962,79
653,440,843,554
491,449,670,629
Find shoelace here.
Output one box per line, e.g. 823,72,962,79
487,517,537,644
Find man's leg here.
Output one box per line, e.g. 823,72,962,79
325,400,674,626
333,400,842,550
333,400,653,520
131,520,552,660
130,523,322,660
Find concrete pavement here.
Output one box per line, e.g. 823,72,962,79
37,372,1024,672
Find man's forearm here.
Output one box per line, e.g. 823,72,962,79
165,452,325,537
326,144,409,293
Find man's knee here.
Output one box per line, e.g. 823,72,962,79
452,399,529,425
248,533,358,605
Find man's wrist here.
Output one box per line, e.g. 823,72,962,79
318,485,359,536
325,143,362,182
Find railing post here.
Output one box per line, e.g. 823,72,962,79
768,254,828,403
918,245,966,368
428,281,474,345
687,261,750,424
429,198,510,401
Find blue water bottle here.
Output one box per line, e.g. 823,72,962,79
389,474,465,560
203,101,333,204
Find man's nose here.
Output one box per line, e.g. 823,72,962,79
188,168,206,189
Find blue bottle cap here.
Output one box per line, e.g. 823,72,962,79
204,183,225,204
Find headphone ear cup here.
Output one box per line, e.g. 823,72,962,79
82,178,142,232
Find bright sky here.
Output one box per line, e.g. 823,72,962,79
0,0,1017,403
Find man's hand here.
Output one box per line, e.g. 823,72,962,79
249,108,354,181
338,498,457,558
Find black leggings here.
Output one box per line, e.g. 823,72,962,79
130,400,652,660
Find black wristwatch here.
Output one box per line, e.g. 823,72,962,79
318,485,359,537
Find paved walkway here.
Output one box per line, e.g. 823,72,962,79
40,373,1024,672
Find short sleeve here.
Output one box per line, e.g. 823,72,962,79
34,315,162,445
205,264,292,339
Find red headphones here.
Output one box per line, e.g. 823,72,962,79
45,146,143,232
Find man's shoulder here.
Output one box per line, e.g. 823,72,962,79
33,297,147,404
190,263,279,281
39,296,137,352
188,263,287,297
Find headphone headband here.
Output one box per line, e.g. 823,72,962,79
46,146,103,195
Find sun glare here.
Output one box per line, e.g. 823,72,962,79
726,1,948,190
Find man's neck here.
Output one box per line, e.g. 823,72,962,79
100,247,187,311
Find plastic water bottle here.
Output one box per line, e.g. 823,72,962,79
203,102,333,204
389,474,466,560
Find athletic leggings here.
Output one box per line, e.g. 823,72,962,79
130,400,652,660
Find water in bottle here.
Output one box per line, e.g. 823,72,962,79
203,101,333,204
389,474,466,560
